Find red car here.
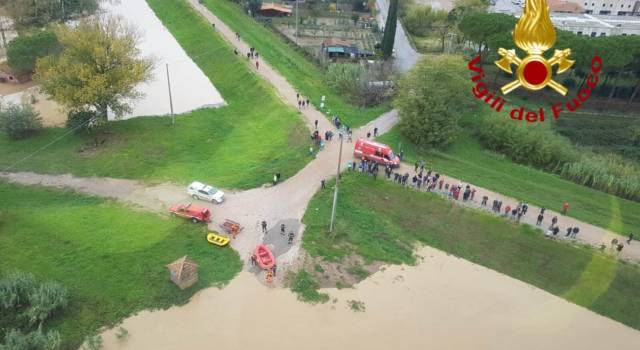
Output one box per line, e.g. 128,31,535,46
353,138,400,167
169,204,212,223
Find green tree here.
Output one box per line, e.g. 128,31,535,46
381,0,398,58
6,31,60,75
1,328,61,350
395,55,475,148
0,102,42,140
35,17,153,130
458,12,516,59
403,5,436,37
1,0,101,28
247,0,263,17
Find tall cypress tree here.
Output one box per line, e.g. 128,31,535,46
381,0,398,58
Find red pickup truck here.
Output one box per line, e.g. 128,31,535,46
169,204,212,223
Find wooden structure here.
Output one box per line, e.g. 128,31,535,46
259,3,293,16
166,255,199,290
220,219,244,238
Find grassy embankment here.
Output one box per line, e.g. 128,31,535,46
302,173,640,330
378,126,640,235
0,0,311,190
202,0,390,127
0,181,242,349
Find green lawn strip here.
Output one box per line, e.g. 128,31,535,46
202,0,390,127
302,173,640,330
0,0,310,190
378,127,640,235
0,181,243,349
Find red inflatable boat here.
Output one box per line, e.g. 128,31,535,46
254,245,275,270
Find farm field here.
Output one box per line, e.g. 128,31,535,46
302,173,640,330
0,0,310,190
0,181,243,349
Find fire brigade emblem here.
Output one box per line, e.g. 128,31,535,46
495,0,575,95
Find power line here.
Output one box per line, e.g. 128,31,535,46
1,117,96,173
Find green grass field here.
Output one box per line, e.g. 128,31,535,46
0,0,310,190
302,173,640,330
0,181,242,349
201,0,390,127
378,127,640,235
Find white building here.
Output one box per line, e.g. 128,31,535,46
577,0,639,15
551,12,640,36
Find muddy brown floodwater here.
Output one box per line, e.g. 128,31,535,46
99,246,640,350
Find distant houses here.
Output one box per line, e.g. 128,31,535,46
321,38,374,59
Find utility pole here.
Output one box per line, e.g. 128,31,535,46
329,129,344,232
166,63,175,126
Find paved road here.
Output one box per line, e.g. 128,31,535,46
375,0,421,73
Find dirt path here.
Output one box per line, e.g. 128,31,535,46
99,245,640,350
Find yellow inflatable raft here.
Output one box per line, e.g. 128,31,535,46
206,232,230,247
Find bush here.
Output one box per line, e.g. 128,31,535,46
1,328,61,350
290,271,329,304
324,63,363,97
7,31,61,75
0,102,43,140
560,154,640,201
0,271,37,310
477,113,640,201
395,55,475,148
476,113,578,170
24,282,69,326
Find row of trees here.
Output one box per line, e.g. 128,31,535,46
0,0,101,28
399,0,488,52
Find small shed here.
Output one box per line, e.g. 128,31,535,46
322,38,374,58
166,255,199,290
259,3,293,17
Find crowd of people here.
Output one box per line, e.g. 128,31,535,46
337,158,636,255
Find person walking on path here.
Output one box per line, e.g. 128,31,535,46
255,60,259,69
628,233,634,244
261,220,267,233
280,224,285,236
367,132,371,138
374,127,378,137
570,227,580,239
565,226,572,237
314,119,318,130
562,202,569,215
272,264,277,277
616,243,624,255
321,179,326,189
536,213,544,226
414,162,418,172
551,216,558,226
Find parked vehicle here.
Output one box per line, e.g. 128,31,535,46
169,204,212,223
187,181,225,204
353,138,400,167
